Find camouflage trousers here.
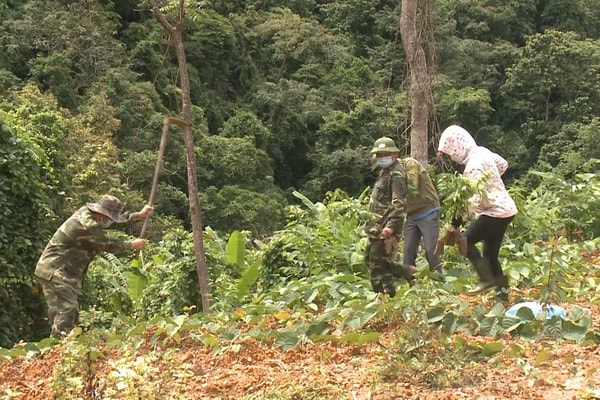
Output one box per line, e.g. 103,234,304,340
38,278,79,339
365,238,398,297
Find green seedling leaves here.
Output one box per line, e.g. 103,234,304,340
481,341,504,356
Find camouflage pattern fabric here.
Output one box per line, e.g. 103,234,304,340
365,162,407,236
364,239,397,296
35,206,141,338
39,279,80,338
364,161,408,296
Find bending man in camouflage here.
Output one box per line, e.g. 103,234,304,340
364,137,414,298
35,195,154,338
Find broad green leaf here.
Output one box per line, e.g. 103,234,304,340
485,303,505,318
515,307,536,321
356,331,381,345
275,331,301,350
583,331,600,346
226,230,245,266
568,306,591,325
453,336,467,348
306,322,330,336
338,331,381,346
481,342,503,356
509,343,524,356
441,312,459,335
427,306,445,323
501,316,525,333
236,261,260,299
292,191,319,215
343,308,378,330
542,317,563,338
338,332,361,344
200,334,220,347
480,317,502,336
562,320,588,343
534,350,552,364
127,269,148,302
8,347,26,357
304,289,318,304
519,320,540,341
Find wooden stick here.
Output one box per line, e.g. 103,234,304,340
139,117,171,239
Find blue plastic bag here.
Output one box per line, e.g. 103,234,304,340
505,301,566,319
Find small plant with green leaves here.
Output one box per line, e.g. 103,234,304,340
49,329,104,399
380,321,488,389
435,171,489,225
94,348,189,399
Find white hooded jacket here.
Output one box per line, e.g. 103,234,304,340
438,125,518,219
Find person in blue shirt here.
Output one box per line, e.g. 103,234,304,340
399,157,443,276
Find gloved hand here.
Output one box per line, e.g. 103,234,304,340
451,216,463,228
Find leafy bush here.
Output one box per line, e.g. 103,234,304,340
0,119,54,346
261,189,370,288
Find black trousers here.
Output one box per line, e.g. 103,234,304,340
464,215,514,277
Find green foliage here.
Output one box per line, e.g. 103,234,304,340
381,324,487,389
131,229,203,319
219,110,272,150
3,0,129,109
435,86,494,126
502,29,600,130
81,253,134,321
201,185,287,236
515,167,600,241
438,0,536,44
303,145,373,200
0,118,53,347
196,135,274,190
260,190,369,287
49,328,104,399
434,171,488,225
3,0,600,362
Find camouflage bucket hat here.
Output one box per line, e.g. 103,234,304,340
86,195,127,223
370,137,400,154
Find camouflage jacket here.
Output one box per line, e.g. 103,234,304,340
365,160,408,238
35,206,141,291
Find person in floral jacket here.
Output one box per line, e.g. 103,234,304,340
437,125,517,300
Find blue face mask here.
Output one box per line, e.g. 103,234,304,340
376,156,394,168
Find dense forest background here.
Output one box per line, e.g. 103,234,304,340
1,0,600,347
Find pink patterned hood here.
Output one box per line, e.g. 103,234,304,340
438,125,477,164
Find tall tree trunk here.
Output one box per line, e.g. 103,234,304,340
400,0,430,164
150,0,212,312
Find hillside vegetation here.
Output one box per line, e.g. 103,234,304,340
2,1,600,398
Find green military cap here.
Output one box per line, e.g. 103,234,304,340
370,137,400,154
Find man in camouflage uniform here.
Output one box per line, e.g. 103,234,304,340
35,195,153,338
364,137,413,298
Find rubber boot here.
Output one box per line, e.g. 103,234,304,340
466,258,499,296
494,275,509,302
